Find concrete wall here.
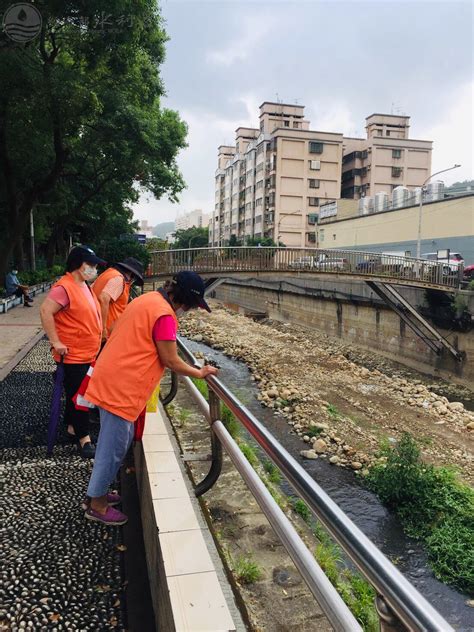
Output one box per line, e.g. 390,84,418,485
213,279,474,387
318,195,474,263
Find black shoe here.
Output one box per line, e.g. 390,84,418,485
79,442,96,459
23,302,33,307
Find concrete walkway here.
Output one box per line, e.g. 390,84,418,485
0,294,46,377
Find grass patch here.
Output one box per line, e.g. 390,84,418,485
327,404,339,418
290,497,312,523
262,458,282,484
314,523,379,631
366,432,474,593
178,408,192,425
222,404,241,440
239,442,259,467
234,555,263,584
306,425,324,438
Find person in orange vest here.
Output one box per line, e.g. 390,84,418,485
40,245,106,458
92,257,144,343
83,271,218,525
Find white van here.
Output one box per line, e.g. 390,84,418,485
422,252,464,272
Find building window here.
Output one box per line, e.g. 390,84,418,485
392,149,402,159
392,167,403,178
284,120,289,127
361,150,368,159
293,121,300,129
333,234,336,240
307,213,318,225
308,197,319,206
386,130,391,136
320,230,325,242
309,179,320,189
309,141,323,154
309,160,321,170
307,233,316,243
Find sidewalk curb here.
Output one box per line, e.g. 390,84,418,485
0,330,45,382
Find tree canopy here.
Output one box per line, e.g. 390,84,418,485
0,1,187,276
171,226,209,250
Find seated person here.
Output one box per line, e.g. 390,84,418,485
5,267,33,307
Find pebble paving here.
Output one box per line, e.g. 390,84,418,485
0,339,126,631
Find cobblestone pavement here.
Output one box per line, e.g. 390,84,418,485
0,340,126,631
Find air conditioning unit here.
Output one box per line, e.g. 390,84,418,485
310,160,321,170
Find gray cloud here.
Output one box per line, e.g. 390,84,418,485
133,1,473,225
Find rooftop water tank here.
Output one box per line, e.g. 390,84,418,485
392,186,410,209
425,180,445,202
412,188,422,205
358,196,374,215
374,191,389,213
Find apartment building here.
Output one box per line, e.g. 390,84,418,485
341,114,432,199
210,102,343,247
175,208,210,231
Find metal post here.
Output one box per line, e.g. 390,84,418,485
30,210,36,272
194,388,223,497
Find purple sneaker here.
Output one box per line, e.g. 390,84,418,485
85,506,128,526
81,492,121,511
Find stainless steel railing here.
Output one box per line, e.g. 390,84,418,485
173,337,454,632
148,247,463,290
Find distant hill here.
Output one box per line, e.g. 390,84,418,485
153,221,175,238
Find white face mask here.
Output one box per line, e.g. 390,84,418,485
82,264,98,281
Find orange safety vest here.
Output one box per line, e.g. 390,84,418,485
85,292,178,421
92,267,130,334
51,273,102,364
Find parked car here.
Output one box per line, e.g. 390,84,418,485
422,252,464,273
288,256,317,269
463,264,474,281
313,257,348,270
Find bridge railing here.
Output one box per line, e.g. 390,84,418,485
165,338,454,632
149,247,463,289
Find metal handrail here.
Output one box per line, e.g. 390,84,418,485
148,246,464,290
176,337,454,632
181,375,362,632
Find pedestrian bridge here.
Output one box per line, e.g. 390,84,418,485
148,247,463,292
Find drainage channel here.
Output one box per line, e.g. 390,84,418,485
0,338,154,632
183,337,474,632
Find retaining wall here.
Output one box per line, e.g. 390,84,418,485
213,278,474,387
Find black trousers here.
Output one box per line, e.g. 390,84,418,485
63,363,90,440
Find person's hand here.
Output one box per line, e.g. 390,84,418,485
52,341,68,356
198,365,218,379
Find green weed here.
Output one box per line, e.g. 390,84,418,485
262,459,282,484
290,497,312,523
366,433,474,593
239,442,259,467
234,555,263,584
327,404,339,418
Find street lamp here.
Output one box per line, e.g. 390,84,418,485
277,209,302,244
416,164,461,259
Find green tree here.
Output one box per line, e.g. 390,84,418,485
172,226,209,250
0,1,187,276
145,237,167,252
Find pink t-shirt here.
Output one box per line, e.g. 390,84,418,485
152,315,177,342
48,284,100,324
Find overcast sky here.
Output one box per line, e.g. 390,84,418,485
133,0,473,226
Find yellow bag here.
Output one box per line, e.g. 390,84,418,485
146,384,161,413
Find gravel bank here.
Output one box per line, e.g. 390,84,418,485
0,340,126,631
179,304,474,484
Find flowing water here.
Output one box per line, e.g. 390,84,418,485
184,338,474,631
